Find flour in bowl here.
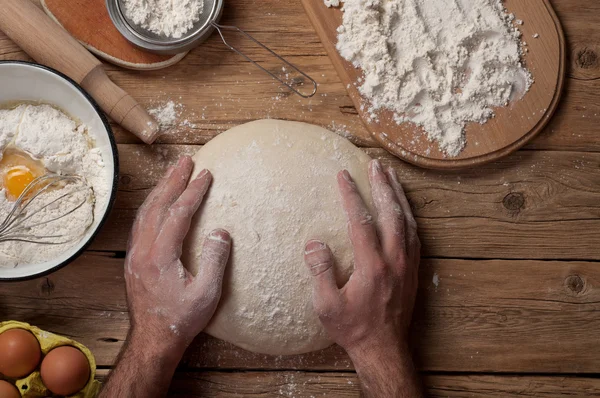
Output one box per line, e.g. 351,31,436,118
122,0,204,39
335,0,533,156
0,104,111,267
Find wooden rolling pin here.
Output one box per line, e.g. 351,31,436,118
0,0,160,144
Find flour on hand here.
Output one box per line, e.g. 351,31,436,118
336,0,533,156
122,0,204,39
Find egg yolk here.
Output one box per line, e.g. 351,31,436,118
0,150,46,201
4,166,35,200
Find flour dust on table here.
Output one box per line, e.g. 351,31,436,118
183,119,374,355
122,0,205,39
335,0,533,156
0,104,110,267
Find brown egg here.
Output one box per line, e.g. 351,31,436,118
0,328,42,378
40,346,90,396
0,380,21,398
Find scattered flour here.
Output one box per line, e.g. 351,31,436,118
0,104,110,267
324,0,340,7
122,0,204,39
335,0,533,156
149,100,186,133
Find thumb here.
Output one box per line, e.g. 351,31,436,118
194,229,232,297
304,240,341,312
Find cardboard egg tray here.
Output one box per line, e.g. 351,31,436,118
0,321,101,397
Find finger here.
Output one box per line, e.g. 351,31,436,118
193,229,232,296
303,240,341,312
139,156,195,237
369,159,405,260
130,164,176,242
385,167,419,256
141,164,177,212
337,170,380,266
156,169,212,261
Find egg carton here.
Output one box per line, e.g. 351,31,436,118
0,321,101,398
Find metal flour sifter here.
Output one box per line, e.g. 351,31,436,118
106,0,318,98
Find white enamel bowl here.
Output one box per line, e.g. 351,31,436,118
0,61,118,281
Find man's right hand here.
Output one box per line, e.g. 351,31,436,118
304,159,422,397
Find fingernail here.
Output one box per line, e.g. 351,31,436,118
209,229,231,243
165,166,176,178
196,169,209,179
342,170,353,183
177,156,189,167
387,167,400,185
370,159,383,176
305,240,326,254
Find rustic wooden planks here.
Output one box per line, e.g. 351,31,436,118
2,253,599,372
81,145,600,261
1,0,600,394
0,0,597,151
94,370,600,397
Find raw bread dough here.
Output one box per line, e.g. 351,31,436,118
183,119,373,355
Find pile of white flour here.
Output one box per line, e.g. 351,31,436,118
122,0,204,39
0,104,110,267
335,0,533,156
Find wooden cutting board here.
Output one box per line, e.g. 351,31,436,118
301,0,566,169
41,0,187,70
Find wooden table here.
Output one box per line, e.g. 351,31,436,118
1,0,600,396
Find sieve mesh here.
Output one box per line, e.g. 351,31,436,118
116,0,220,44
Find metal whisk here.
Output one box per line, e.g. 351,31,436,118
0,174,93,245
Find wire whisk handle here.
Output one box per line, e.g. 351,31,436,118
213,23,318,98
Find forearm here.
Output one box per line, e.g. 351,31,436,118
349,342,422,398
99,329,187,398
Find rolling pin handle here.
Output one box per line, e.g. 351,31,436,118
0,0,159,144
80,66,160,144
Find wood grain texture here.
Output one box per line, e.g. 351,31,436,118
94,370,600,397
0,0,598,151
301,0,566,169
41,0,188,70
0,0,599,392
2,253,599,373
81,145,600,261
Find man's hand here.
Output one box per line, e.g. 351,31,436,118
304,159,422,397
100,156,231,398
125,156,231,350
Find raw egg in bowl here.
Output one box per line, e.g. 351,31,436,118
0,148,47,201
0,61,118,281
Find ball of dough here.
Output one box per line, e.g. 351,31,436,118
183,119,373,355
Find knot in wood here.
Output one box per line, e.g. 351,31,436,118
411,196,427,210
120,175,132,185
503,192,525,211
576,48,598,69
565,275,585,294
40,277,55,295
